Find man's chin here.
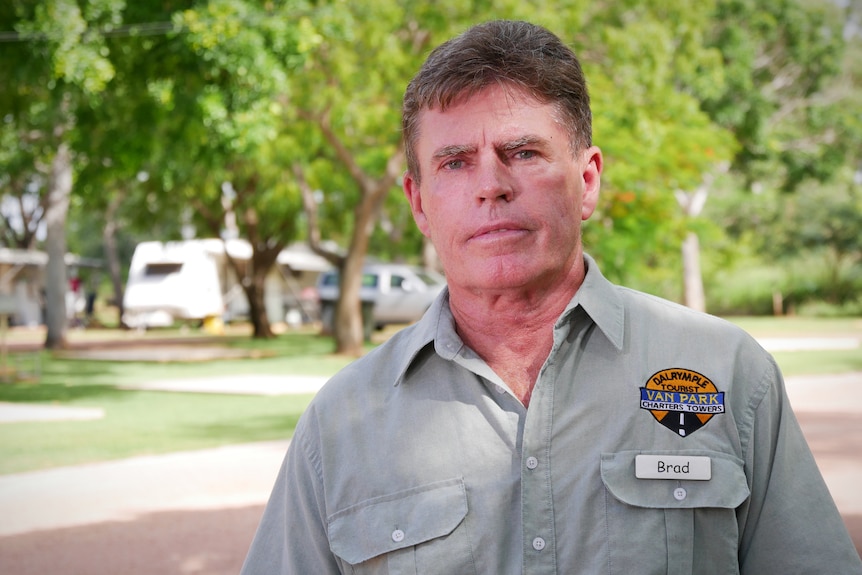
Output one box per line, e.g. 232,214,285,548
462,265,544,293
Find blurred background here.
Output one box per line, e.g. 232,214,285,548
0,1,861,572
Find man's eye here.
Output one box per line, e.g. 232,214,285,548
443,159,464,170
515,150,536,160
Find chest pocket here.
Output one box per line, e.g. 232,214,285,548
601,450,750,575
327,477,475,575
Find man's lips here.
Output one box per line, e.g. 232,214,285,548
469,222,529,241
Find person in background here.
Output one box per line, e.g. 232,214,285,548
241,20,862,574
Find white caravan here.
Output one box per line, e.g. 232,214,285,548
122,239,329,329
0,248,98,327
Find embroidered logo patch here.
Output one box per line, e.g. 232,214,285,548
639,368,725,437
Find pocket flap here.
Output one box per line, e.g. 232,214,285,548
327,477,468,565
601,450,750,509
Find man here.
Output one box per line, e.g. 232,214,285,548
241,20,862,574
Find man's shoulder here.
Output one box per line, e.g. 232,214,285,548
311,323,431,407
579,255,754,350
610,285,779,407
292,324,434,452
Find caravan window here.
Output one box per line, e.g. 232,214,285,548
144,263,183,276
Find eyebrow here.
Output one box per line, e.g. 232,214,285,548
499,135,544,152
431,135,546,160
432,144,477,160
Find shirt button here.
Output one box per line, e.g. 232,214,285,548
494,384,506,394
525,456,539,470
673,487,687,501
391,529,405,542
532,537,546,551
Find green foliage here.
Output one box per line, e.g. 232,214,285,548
706,251,862,317
706,259,785,316
1,0,860,317
557,0,737,288
0,1,117,250
700,0,849,190
12,0,122,94
706,163,862,314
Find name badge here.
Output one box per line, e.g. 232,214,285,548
635,454,711,480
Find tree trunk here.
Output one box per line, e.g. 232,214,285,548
681,231,706,312
332,184,382,356
103,190,126,327
298,113,403,355
221,236,280,340
243,265,275,339
772,291,784,316
44,142,73,349
674,170,721,314
334,251,366,356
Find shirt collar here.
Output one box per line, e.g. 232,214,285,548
392,253,625,386
562,253,625,351
390,290,448,386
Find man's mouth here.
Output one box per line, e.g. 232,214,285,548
470,223,528,241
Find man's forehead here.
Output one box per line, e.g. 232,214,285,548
416,93,562,154
420,84,545,117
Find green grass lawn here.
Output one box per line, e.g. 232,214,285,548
770,348,862,376
725,315,862,338
0,390,312,474
726,316,862,376
0,318,858,475
0,331,356,474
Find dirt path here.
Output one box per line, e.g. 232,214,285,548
0,506,264,575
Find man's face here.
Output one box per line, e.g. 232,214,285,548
403,85,602,296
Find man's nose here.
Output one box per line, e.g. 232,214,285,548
476,158,514,203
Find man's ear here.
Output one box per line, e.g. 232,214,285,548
580,146,603,221
403,171,431,237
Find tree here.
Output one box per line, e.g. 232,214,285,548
571,0,853,310
701,0,860,312
73,23,184,327
162,0,316,338
294,0,741,347
1,0,124,347
542,1,737,302
64,0,312,337
285,2,459,355
0,109,48,250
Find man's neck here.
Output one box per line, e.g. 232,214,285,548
447,260,587,406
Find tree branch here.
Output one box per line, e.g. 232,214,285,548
316,108,375,196
189,196,224,236
293,163,343,268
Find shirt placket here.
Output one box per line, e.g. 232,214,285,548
520,341,561,574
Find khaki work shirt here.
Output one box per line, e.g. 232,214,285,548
241,255,862,574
